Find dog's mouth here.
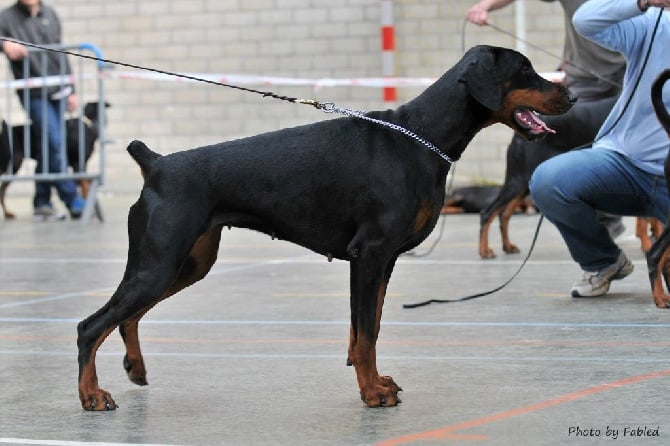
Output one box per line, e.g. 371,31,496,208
513,108,555,139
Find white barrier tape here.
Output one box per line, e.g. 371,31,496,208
0,70,566,90
1,74,78,90
106,70,566,88
106,70,437,89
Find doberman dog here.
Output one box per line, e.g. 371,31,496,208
645,69,670,308
477,94,618,259
76,45,574,411
0,101,109,219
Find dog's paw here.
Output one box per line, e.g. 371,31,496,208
123,354,148,386
503,243,520,254
479,249,496,259
360,375,402,407
653,294,670,309
80,389,118,411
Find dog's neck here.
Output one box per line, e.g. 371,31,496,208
400,79,491,162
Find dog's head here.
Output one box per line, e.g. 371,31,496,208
82,101,111,123
458,45,575,141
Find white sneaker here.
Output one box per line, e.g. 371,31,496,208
33,205,66,222
571,251,634,297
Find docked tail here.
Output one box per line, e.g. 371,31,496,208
127,140,161,177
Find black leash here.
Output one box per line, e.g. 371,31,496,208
403,214,544,308
0,37,314,107
0,37,455,166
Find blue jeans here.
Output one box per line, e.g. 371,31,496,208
530,148,670,271
22,96,78,209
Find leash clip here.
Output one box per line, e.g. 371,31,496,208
319,102,336,112
297,99,335,112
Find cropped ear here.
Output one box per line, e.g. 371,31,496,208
457,47,503,111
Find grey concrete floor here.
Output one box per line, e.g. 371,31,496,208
1,193,670,446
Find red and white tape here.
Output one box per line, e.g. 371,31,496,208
381,0,396,102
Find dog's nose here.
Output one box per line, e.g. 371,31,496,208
567,90,578,104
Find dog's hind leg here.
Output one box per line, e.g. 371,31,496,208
347,247,401,407
118,225,223,387
500,195,526,254
479,181,526,259
77,200,221,410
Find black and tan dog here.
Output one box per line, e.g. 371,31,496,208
0,101,109,219
76,46,574,411
646,69,670,309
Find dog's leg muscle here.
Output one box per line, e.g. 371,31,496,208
119,225,223,387
122,225,222,385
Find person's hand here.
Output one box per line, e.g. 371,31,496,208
67,93,78,112
2,40,27,61
640,0,670,9
466,5,490,26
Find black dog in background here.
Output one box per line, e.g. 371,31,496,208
0,101,109,219
478,95,618,259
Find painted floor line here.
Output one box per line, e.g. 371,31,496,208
376,368,670,445
0,254,312,309
0,439,178,446
2,317,670,329
0,349,668,363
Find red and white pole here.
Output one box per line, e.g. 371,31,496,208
380,0,396,102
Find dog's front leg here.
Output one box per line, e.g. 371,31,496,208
347,254,402,407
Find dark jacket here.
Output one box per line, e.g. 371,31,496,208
0,1,73,98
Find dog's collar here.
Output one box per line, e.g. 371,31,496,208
318,102,455,165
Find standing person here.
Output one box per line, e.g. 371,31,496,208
0,0,85,219
530,0,670,298
466,0,625,100
465,0,628,239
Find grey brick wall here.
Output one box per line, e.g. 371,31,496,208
0,0,564,193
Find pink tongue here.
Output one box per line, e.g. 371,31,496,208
517,110,556,134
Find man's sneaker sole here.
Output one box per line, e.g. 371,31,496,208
571,254,634,298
